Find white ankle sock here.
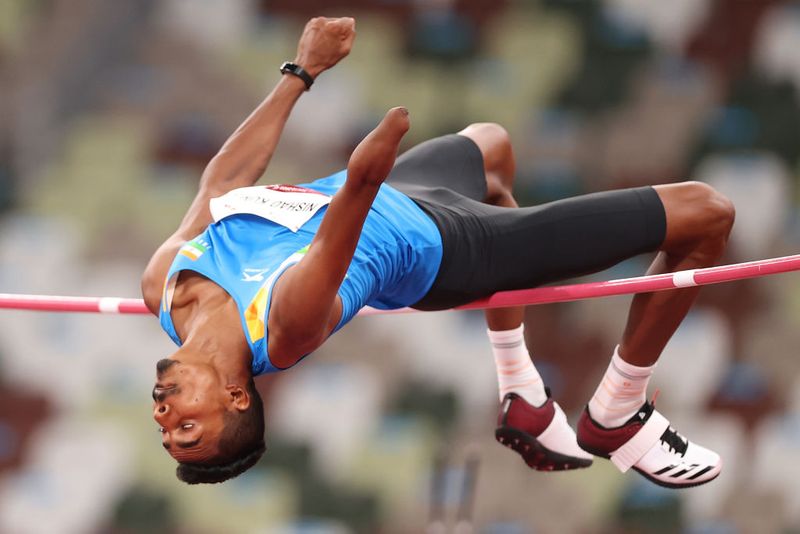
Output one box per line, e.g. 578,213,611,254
488,325,548,407
588,346,655,428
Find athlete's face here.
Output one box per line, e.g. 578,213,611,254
152,358,228,463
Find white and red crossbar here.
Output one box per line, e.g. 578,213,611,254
1,254,799,315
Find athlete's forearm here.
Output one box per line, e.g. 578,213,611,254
302,181,378,300
270,180,378,354
199,75,306,192
299,106,411,296
199,17,355,194
268,107,407,359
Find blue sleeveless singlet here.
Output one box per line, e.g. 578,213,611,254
158,171,443,375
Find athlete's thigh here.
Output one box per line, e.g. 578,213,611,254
414,187,666,310
486,187,666,288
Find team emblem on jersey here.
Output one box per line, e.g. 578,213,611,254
179,238,210,261
242,268,270,282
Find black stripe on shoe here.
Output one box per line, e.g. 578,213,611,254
634,465,721,489
687,465,714,480
654,465,677,476
668,463,702,479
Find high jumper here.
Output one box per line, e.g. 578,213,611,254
139,16,735,487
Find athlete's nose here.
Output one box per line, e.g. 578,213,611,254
153,403,170,422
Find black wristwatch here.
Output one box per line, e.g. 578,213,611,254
280,61,314,90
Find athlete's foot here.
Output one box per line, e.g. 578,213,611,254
576,399,722,488
347,107,410,187
496,391,594,471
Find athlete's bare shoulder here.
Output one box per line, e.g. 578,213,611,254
141,234,186,315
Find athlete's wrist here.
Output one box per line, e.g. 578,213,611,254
280,71,311,92
280,61,315,90
342,176,381,198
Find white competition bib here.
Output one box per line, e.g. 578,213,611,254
209,184,332,232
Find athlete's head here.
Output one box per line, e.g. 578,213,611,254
152,357,265,484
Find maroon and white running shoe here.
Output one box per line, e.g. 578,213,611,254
576,399,722,488
495,391,593,471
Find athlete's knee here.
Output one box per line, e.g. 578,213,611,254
459,122,516,204
459,123,514,168
657,181,735,258
678,182,735,240
459,122,511,146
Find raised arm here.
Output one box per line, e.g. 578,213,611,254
171,16,356,240
198,17,356,199
267,107,410,365
141,17,356,313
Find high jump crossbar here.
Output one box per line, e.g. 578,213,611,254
1,254,799,316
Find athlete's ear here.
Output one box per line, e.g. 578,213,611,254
226,384,251,411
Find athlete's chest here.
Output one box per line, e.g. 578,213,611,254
169,272,235,341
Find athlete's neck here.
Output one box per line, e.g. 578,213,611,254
172,274,251,375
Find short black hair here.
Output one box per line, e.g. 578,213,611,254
175,378,266,484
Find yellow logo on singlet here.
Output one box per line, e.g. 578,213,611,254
243,245,309,343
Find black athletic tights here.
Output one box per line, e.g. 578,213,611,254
385,134,667,311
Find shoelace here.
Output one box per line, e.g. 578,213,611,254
659,426,689,455
643,389,689,456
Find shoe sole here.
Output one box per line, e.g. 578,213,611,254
580,444,721,489
496,426,593,471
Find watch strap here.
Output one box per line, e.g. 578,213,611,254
280,61,314,90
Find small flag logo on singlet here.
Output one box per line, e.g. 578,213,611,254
179,239,210,261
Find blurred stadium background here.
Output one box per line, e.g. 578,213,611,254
2,0,800,532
